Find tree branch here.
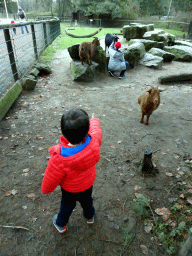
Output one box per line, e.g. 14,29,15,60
65,28,102,38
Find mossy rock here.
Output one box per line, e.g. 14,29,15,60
122,42,146,68
70,60,99,82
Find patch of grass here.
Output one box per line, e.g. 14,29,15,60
40,45,56,64
120,225,136,256
132,194,152,219
158,28,187,37
154,219,189,255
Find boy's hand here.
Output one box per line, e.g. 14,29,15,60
92,113,94,118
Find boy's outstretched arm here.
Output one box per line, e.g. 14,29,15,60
88,114,102,146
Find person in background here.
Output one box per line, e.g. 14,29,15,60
17,6,29,34
108,41,129,79
11,20,16,35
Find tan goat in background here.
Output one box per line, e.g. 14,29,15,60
138,87,163,125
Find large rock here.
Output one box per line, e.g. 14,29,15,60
143,29,175,45
70,60,99,82
146,24,154,31
33,63,52,74
128,39,157,51
93,46,107,73
122,42,146,68
140,53,163,69
68,44,106,72
123,25,148,41
154,41,165,50
164,45,192,62
129,39,165,51
174,40,192,48
30,68,40,77
22,75,37,91
130,23,154,31
148,48,175,62
68,44,80,60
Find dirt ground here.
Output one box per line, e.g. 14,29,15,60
0,46,192,256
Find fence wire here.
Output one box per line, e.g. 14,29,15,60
0,19,60,97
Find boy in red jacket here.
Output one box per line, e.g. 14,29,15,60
41,109,102,233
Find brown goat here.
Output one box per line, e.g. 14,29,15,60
79,37,100,66
138,88,163,125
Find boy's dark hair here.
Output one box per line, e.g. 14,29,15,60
61,109,89,144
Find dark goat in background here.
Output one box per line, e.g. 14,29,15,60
105,33,119,51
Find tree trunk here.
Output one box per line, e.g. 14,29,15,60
50,0,53,16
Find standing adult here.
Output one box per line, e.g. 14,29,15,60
17,6,29,34
108,41,129,79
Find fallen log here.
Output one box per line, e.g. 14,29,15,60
159,73,192,84
65,28,102,38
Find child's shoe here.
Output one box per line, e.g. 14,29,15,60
87,216,94,225
53,214,67,234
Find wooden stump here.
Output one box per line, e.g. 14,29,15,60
141,149,154,174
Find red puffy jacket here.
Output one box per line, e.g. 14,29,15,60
41,118,102,194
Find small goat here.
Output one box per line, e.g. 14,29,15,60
79,37,100,66
138,87,163,125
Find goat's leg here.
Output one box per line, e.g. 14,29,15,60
87,57,91,66
145,114,150,125
140,112,144,123
80,57,84,65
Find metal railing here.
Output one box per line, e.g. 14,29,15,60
0,18,60,97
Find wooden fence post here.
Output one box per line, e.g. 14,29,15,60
31,24,38,60
43,23,48,48
3,28,19,82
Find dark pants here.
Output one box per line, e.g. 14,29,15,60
120,61,129,77
56,186,95,227
20,20,29,34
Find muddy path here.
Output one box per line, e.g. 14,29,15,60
0,48,192,256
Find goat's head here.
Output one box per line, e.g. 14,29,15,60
93,37,100,46
113,35,119,43
147,88,163,109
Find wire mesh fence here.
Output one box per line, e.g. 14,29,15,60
65,17,190,34
0,19,60,97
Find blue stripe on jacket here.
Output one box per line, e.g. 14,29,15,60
60,136,91,157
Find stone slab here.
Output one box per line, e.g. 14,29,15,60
0,80,22,120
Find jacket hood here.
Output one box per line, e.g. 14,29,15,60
49,135,100,173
